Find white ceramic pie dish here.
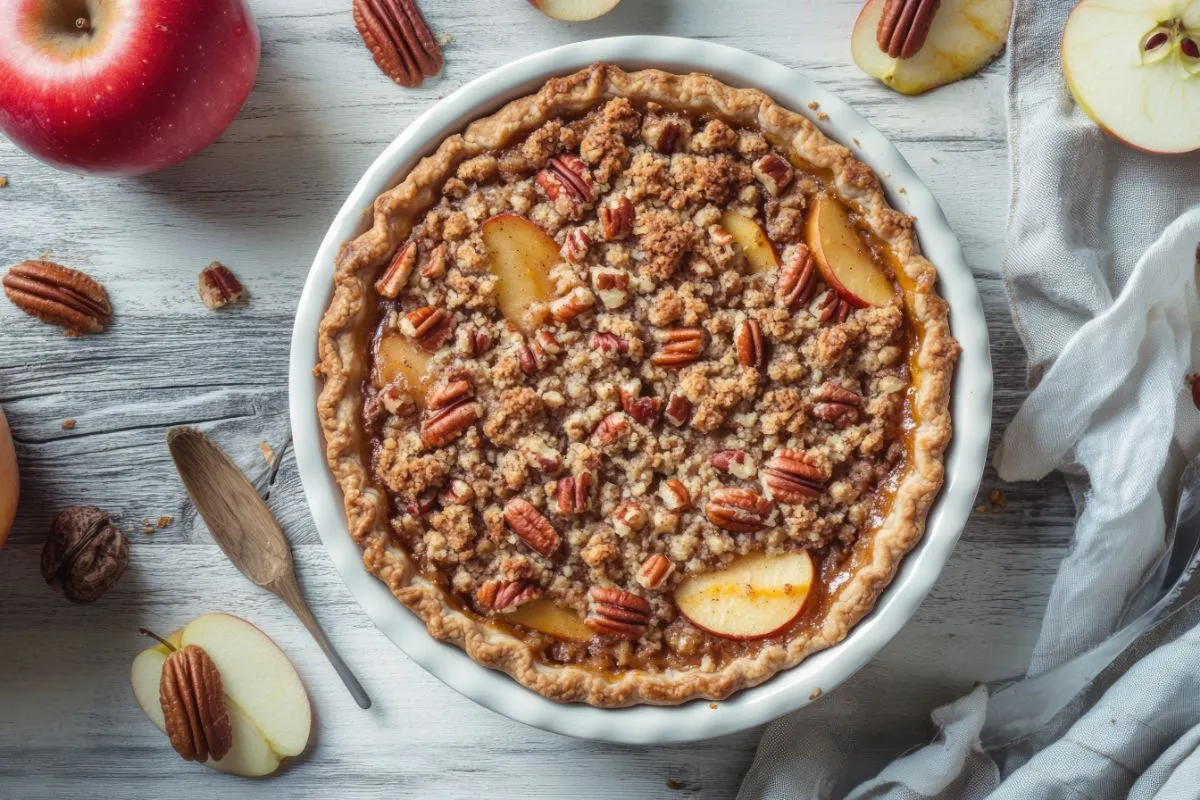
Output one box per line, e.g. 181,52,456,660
288,35,992,744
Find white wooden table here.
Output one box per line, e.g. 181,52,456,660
0,1,1073,797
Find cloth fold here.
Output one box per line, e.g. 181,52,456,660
738,0,1200,796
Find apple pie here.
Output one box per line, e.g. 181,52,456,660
317,64,958,706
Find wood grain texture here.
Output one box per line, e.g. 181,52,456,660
0,1,1071,797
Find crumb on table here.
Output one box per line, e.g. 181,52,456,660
61,419,76,430
260,441,275,466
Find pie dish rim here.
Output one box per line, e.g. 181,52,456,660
288,35,993,742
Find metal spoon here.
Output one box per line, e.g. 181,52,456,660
166,426,371,709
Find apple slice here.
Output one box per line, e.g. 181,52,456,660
721,211,781,274
527,0,621,21
131,614,312,776
482,214,557,333
675,551,814,640
504,597,594,642
852,0,1014,95
805,195,896,308
377,331,432,404
1062,0,1200,154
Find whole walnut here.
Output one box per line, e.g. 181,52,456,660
41,506,129,603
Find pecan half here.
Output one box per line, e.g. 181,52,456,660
197,262,246,310
877,0,942,59
651,327,706,368
817,290,853,324
760,449,829,504
752,153,794,196
710,449,757,480
457,325,493,357
3,260,111,335
157,642,233,763
554,471,594,515
812,382,862,427
400,305,454,352
646,119,681,153
420,382,481,448
612,502,648,536
548,286,595,324
658,478,691,511
664,392,692,427
599,196,636,241
476,579,540,612
636,554,675,590
376,241,417,298
586,586,651,639
503,498,561,557
777,246,817,309
536,154,593,205
735,318,765,368
425,377,473,411
353,0,443,88
518,329,561,375
705,487,774,533
561,228,592,264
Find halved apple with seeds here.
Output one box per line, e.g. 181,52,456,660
505,597,594,642
805,195,895,308
675,551,814,640
482,214,557,333
377,331,433,405
721,211,780,274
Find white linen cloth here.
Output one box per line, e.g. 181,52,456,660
738,0,1200,796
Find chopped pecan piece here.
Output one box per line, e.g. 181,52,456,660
591,267,631,310
591,331,628,355
818,290,853,324
367,376,416,421
438,478,474,506
457,325,493,357
536,154,593,204
197,262,246,310
619,380,662,426
646,119,681,154
561,228,592,264
503,498,561,557
586,586,651,639
548,286,595,324
658,478,691,511
777,246,817,309
554,471,594,515
400,305,454,352
651,327,706,368
420,243,447,279
376,241,416,298
518,329,562,375
705,487,774,533
752,153,794,196
599,196,635,241
405,488,438,517
710,449,757,480
812,382,862,426
707,224,735,247
664,392,692,427
476,579,540,612
612,502,648,536
760,449,829,504
735,318,765,368
520,438,562,474
636,554,675,590
592,412,629,447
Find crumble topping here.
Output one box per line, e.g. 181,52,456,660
363,98,912,674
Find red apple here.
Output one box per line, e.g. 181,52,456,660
0,0,261,175
0,405,18,550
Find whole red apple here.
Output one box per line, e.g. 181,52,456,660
0,406,18,550
0,0,261,175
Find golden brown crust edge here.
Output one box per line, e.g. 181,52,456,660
315,63,959,706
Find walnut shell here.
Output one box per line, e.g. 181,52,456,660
40,505,129,603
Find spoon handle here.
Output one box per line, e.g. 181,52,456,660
272,573,372,710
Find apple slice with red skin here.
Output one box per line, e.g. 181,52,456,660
504,597,594,642
721,211,781,274
851,0,1014,96
805,195,896,309
482,214,557,333
527,0,621,21
675,551,815,641
1062,0,1200,154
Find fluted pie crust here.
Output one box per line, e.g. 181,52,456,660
316,64,958,706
